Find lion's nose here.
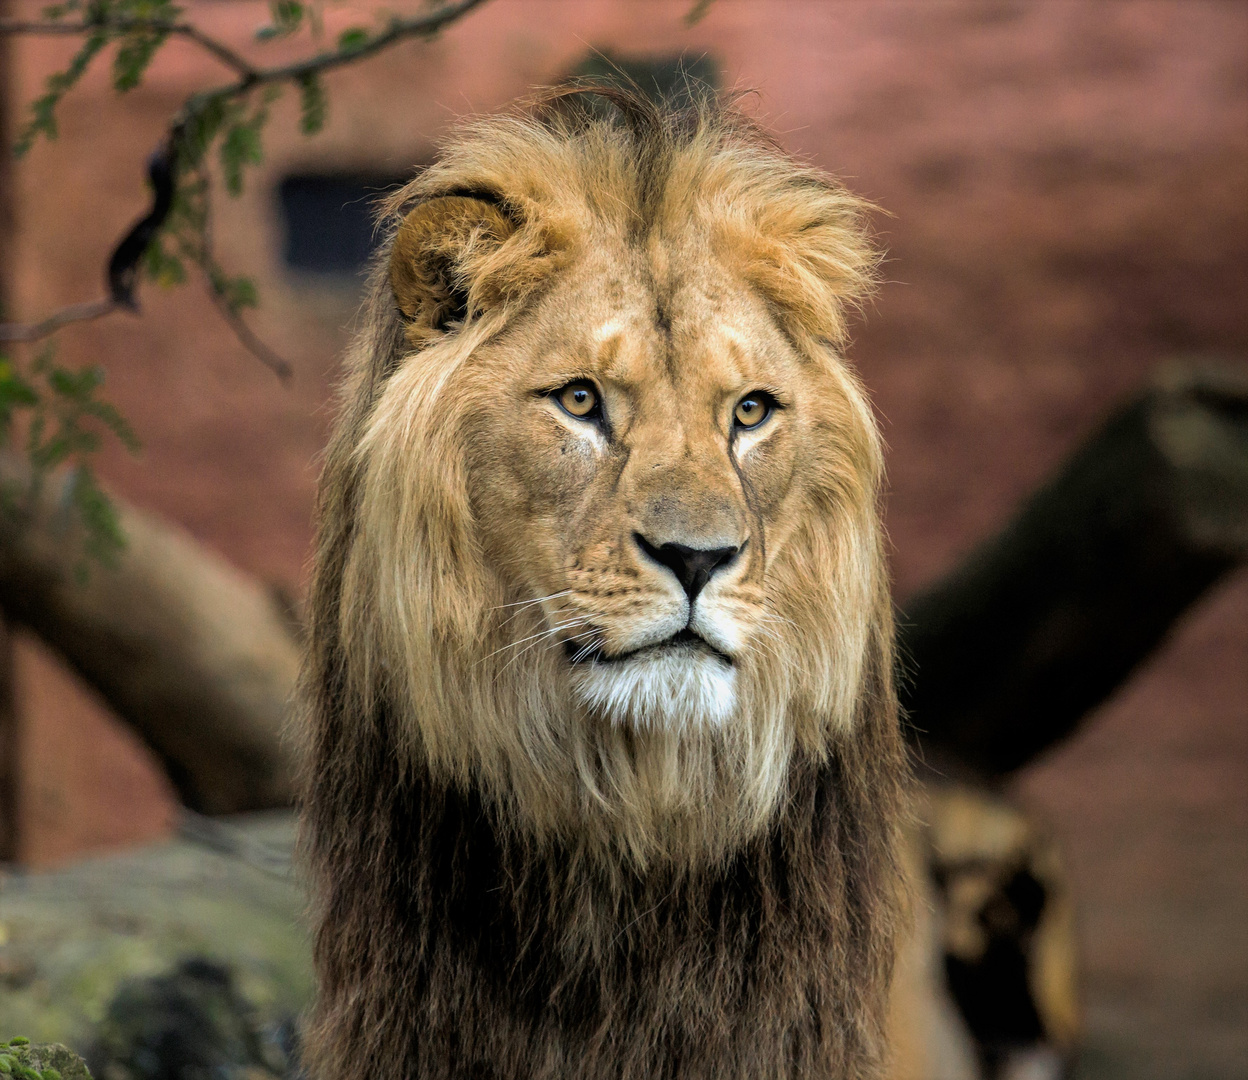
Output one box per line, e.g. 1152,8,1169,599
633,534,743,602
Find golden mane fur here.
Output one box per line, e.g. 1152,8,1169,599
300,87,908,1080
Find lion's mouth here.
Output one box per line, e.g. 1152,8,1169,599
564,628,733,667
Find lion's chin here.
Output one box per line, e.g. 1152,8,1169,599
570,649,737,731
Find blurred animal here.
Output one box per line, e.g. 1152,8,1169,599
888,785,1080,1080
299,86,908,1079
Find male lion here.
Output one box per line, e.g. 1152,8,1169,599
300,87,908,1079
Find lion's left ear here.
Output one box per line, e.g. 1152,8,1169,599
389,194,517,338
716,178,879,349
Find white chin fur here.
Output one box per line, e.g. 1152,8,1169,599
570,649,737,731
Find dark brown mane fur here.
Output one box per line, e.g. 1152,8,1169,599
302,640,902,1079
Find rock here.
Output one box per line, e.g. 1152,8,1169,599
0,812,310,1054
0,1038,94,1078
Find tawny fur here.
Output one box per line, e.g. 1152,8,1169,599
299,88,909,1080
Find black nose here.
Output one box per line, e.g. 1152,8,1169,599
634,534,743,601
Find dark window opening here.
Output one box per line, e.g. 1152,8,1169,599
277,172,416,278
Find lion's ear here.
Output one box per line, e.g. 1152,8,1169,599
389,195,516,335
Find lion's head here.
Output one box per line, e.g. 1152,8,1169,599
311,88,888,866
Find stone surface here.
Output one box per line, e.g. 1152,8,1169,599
0,813,309,1060
0,1040,93,1079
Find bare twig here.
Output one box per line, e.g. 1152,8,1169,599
230,0,490,89
206,288,293,382
0,297,119,343
0,17,258,77
195,162,295,382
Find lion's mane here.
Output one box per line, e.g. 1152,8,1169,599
299,89,908,1080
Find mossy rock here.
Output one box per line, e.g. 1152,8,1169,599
0,812,311,1054
0,1039,93,1079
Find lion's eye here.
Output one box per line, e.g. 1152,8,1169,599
734,394,772,430
557,382,599,419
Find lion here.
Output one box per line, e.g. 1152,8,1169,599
298,87,909,1080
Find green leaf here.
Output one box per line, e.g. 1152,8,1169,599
0,361,40,409
82,398,142,452
143,239,187,288
71,466,128,569
112,28,168,93
15,29,108,155
177,92,235,172
297,72,327,135
219,117,263,196
271,0,303,31
211,269,259,313
217,96,271,197
41,0,83,20
48,364,102,400
336,26,369,52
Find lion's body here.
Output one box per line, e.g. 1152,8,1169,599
300,89,908,1079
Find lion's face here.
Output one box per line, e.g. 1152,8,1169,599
338,109,886,859
462,236,860,733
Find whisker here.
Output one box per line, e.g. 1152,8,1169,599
494,591,577,630
495,618,598,677
490,590,573,613
480,618,587,665
568,632,607,664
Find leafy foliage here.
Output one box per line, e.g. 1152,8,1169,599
256,0,304,41
15,0,184,155
5,0,492,567
336,25,369,52
0,348,139,573
14,0,317,338
297,72,327,135
218,90,278,197
14,25,108,155
11,0,497,338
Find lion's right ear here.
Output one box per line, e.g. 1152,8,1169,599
388,195,516,339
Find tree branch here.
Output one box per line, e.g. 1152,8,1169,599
0,451,302,814
0,0,491,363
0,297,119,343
900,360,1248,780
206,286,293,382
230,0,490,90
0,17,258,77
0,0,490,89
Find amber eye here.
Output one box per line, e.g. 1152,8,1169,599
557,382,599,419
734,394,772,429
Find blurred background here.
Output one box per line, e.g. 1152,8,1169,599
1,2,1244,1078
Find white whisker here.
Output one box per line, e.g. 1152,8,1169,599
495,617,599,678
490,590,573,612
480,617,587,666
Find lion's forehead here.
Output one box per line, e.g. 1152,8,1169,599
529,249,802,400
